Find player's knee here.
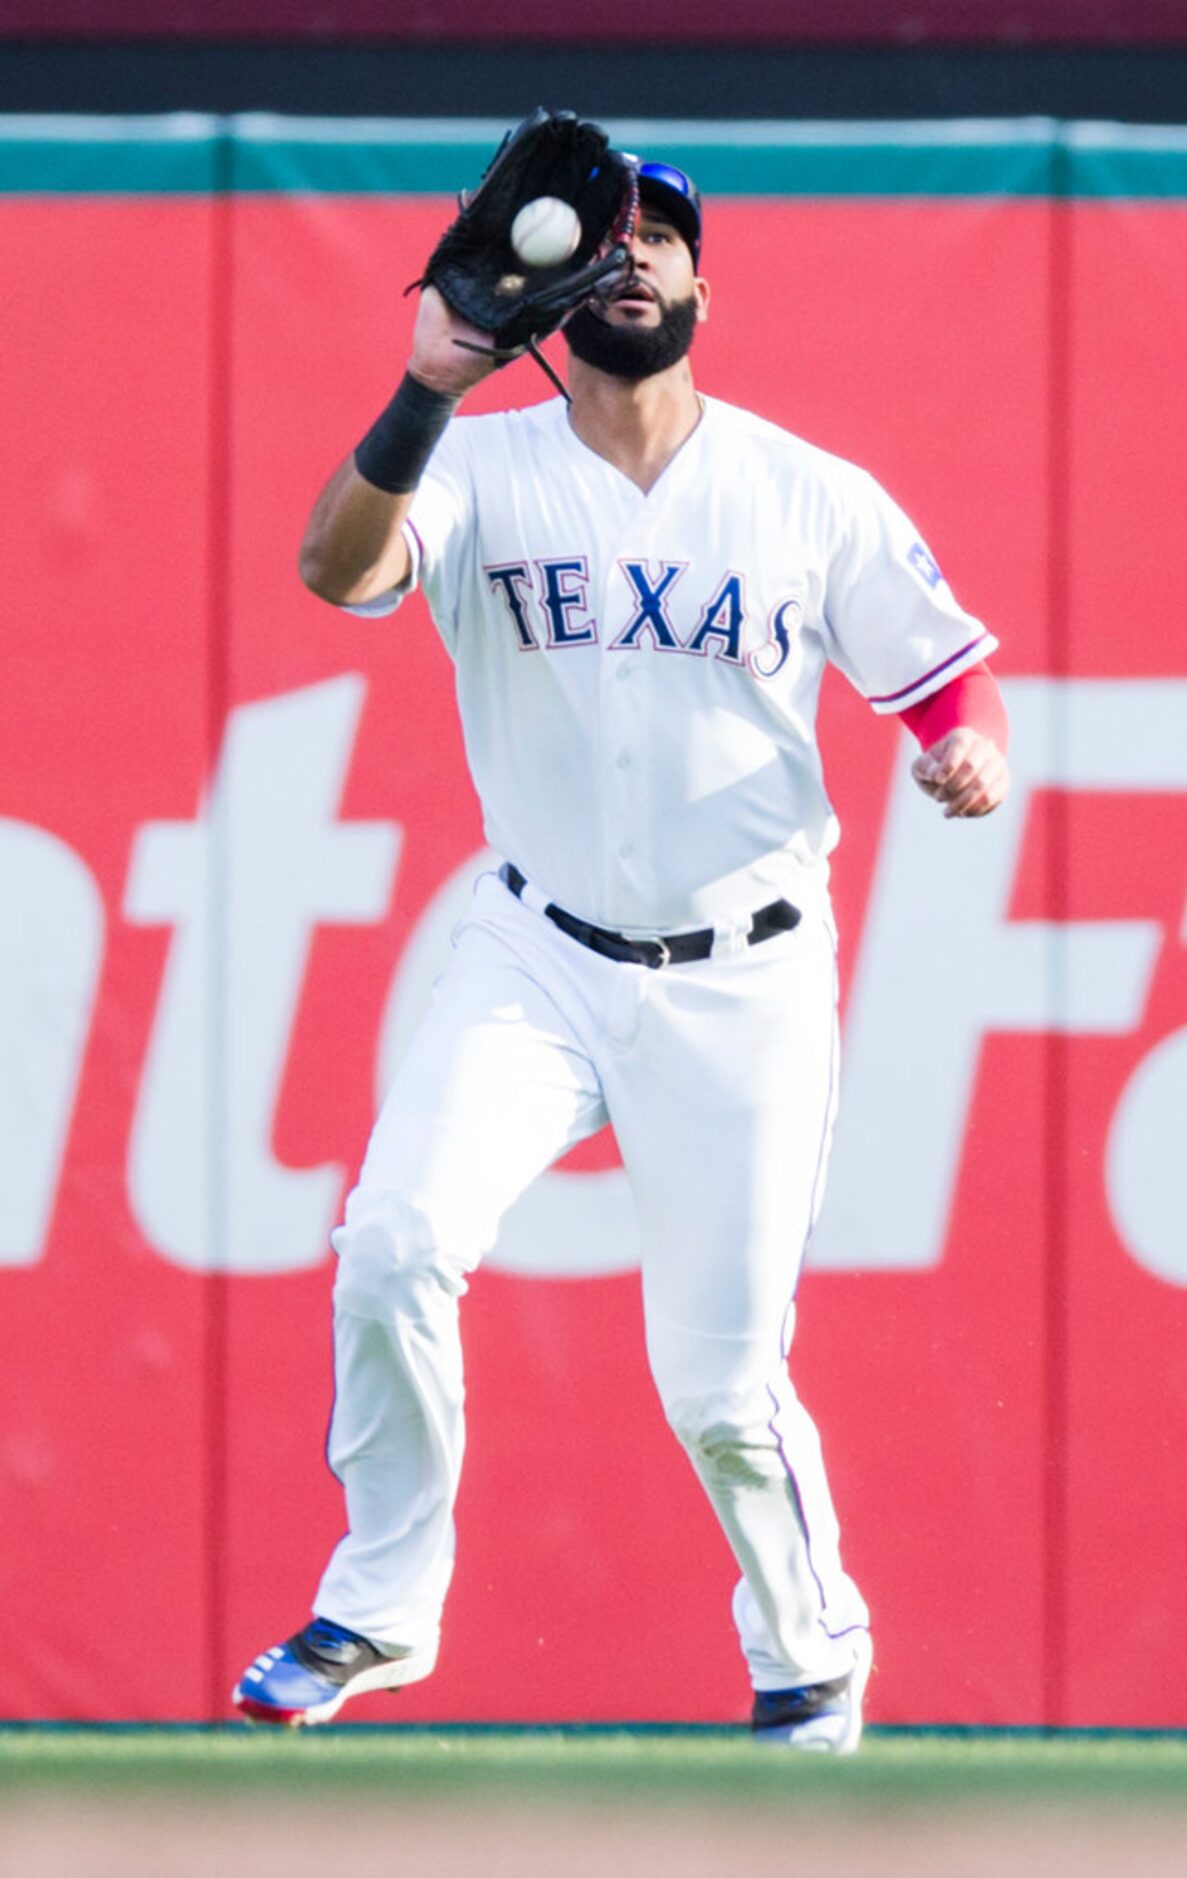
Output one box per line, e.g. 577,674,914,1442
331,1190,464,1322
662,1392,777,1490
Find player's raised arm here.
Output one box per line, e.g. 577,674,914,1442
298,286,498,607
300,116,636,610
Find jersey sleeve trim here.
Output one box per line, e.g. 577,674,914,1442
867,630,998,715
404,517,426,583
342,588,403,618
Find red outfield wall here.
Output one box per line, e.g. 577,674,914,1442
1,118,1185,1728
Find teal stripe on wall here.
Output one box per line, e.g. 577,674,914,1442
1066,124,1187,200
229,115,1058,199
0,114,222,193
0,114,1185,199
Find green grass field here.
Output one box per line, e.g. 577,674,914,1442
3,1727,1185,1877
2,1722,1187,1803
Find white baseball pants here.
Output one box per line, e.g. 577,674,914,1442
315,869,869,1691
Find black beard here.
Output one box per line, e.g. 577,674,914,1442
563,292,699,380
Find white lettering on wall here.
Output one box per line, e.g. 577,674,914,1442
124,677,400,1273
1107,1010,1187,1289
809,678,1187,1273
0,820,103,1266
8,676,1183,1285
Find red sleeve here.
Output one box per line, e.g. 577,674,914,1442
897,662,1009,752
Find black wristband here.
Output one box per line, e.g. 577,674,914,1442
353,372,460,495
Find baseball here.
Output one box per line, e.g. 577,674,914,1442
510,196,582,269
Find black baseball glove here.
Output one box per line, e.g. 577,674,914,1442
418,108,637,365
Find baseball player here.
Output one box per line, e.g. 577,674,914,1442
234,133,1009,1749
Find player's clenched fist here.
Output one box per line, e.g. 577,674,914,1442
911,726,1009,818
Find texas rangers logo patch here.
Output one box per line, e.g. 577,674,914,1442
907,541,944,589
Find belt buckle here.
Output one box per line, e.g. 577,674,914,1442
645,935,671,970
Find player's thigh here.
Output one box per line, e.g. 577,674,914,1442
614,913,839,1364
355,901,607,1264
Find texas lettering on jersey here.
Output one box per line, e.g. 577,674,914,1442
485,556,789,675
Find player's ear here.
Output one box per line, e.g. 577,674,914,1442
694,276,710,322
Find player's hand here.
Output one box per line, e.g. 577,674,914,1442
911,727,1009,819
409,285,502,397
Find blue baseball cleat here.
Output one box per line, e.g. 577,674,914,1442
232,1616,436,1727
750,1631,873,1754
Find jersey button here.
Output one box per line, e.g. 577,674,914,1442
618,842,634,860
615,660,633,682
616,751,631,769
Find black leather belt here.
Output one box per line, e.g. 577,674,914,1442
499,862,800,970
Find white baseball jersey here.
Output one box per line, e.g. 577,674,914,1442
355,393,996,935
